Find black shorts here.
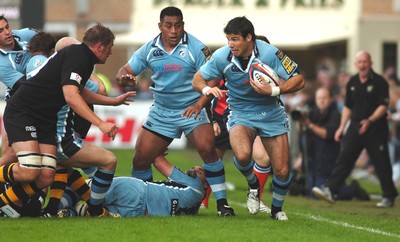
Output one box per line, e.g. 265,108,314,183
57,134,84,161
3,104,57,146
213,112,231,150
73,104,94,139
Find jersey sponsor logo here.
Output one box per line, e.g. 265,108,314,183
70,72,82,84
170,199,179,216
153,64,183,73
275,50,285,60
201,47,211,61
153,50,165,57
281,56,296,75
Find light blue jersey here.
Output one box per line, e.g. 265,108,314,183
0,28,36,89
26,55,48,79
200,40,299,137
200,39,298,112
105,167,205,217
128,32,211,109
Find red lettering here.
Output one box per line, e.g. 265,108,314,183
84,133,96,143
102,118,116,142
117,118,135,142
101,118,135,143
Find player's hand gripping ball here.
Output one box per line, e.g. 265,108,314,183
249,63,280,86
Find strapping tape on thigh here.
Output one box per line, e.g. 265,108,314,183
41,153,57,170
16,151,41,169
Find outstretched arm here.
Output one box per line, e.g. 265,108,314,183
153,156,174,178
63,85,118,140
116,63,137,87
80,87,135,106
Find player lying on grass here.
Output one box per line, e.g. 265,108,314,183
6,154,208,217
60,155,208,217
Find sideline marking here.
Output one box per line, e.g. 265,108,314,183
230,201,400,239
296,213,400,239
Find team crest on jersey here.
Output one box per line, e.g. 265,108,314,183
70,72,82,84
33,59,43,67
201,47,211,61
179,49,186,57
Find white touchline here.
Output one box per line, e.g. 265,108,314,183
295,213,400,239
229,201,400,239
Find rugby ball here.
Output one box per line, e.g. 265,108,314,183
249,63,280,86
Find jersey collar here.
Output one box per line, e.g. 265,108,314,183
82,43,100,65
225,41,259,72
227,48,258,72
152,31,189,53
0,35,28,55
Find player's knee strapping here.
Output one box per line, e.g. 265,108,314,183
17,151,42,170
41,153,57,171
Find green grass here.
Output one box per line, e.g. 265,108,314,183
1,149,399,242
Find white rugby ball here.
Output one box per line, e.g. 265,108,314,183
249,63,280,86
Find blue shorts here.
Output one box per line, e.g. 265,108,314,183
227,104,290,137
143,105,211,139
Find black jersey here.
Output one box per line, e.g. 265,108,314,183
7,43,99,119
345,70,389,125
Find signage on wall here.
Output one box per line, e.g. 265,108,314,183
153,0,345,8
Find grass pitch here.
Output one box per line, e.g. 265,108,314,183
1,149,399,242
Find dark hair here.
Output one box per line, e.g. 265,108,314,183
224,16,255,41
82,22,115,47
29,31,56,56
255,34,270,44
160,6,183,22
0,15,8,23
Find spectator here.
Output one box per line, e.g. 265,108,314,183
296,87,369,201
312,51,398,207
